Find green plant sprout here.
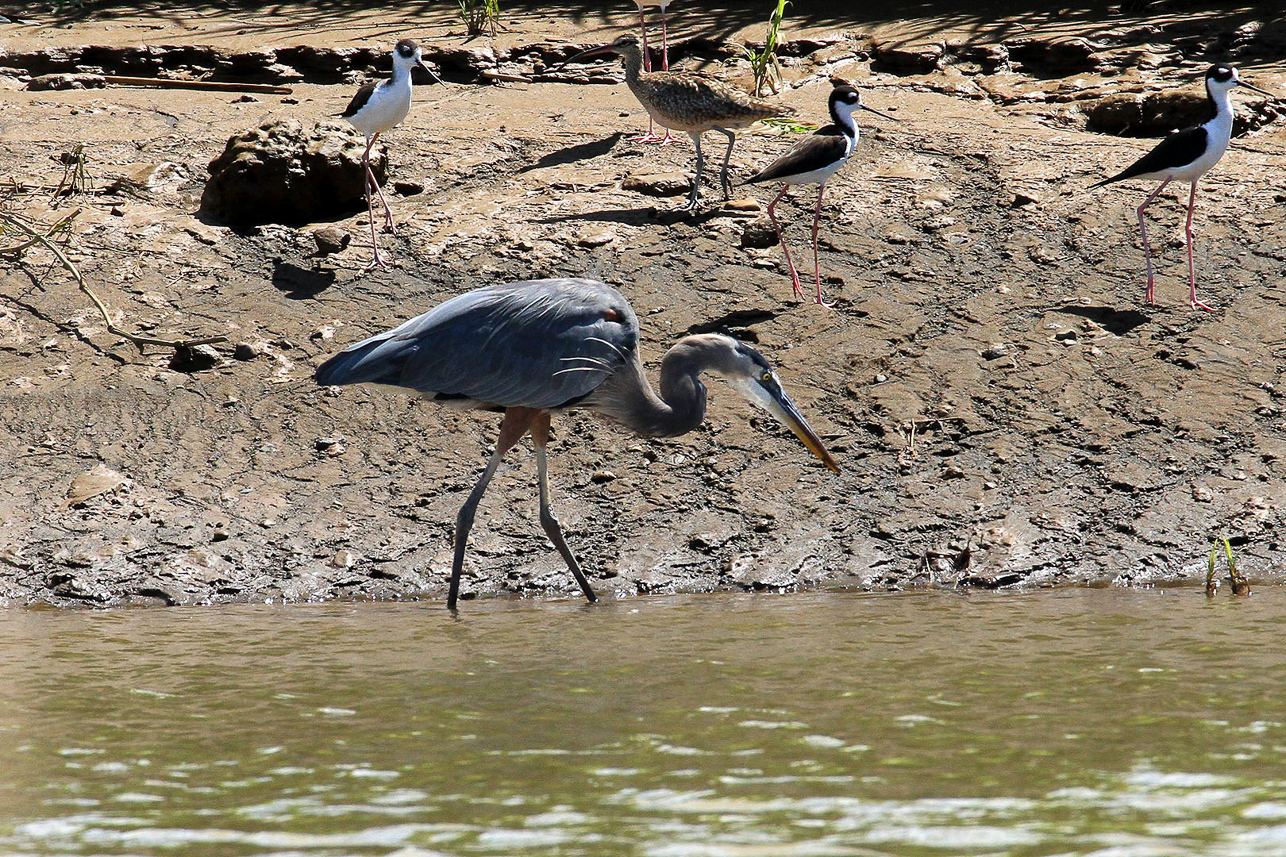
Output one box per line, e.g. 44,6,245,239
459,0,499,38
1206,536,1251,596
761,116,816,134
741,0,789,97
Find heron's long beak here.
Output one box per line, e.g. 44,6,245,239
556,45,616,71
862,103,899,122
1238,79,1275,98
738,378,841,474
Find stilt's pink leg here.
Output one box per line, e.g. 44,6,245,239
810,184,834,308
638,9,652,72
361,136,387,270
1136,176,1171,305
660,11,669,70
766,186,804,299
656,13,678,144
1185,180,1215,312
363,133,396,235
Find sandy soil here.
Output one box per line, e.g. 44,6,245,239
1,1,1284,607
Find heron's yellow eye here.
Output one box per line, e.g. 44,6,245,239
761,371,772,383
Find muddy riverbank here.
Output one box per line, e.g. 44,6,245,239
1,1,1284,606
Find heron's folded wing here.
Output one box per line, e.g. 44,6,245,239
315,279,637,410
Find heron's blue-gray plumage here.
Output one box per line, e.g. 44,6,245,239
315,279,638,411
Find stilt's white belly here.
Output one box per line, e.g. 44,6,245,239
349,82,412,137
1172,131,1229,182
781,160,846,187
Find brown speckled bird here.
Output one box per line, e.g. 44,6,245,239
564,34,794,210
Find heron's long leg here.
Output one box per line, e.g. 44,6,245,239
448,407,537,610
681,132,703,211
531,414,597,604
1135,176,1171,306
715,126,736,200
1185,180,1214,312
765,185,803,299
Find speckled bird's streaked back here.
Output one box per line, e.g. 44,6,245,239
578,34,793,134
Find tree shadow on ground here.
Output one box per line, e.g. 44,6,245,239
22,0,1285,65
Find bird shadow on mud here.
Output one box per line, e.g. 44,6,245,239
518,132,624,173
272,259,337,299
687,308,781,341
1055,304,1150,335
534,205,723,227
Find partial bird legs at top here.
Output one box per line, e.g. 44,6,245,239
627,2,679,145
631,3,677,144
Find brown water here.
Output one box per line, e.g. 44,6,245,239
1,588,1284,856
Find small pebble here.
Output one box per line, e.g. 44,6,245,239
313,226,350,256
315,435,345,451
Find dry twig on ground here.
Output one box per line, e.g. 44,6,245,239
0,209,228,352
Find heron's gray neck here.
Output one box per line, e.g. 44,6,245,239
590,338,715,438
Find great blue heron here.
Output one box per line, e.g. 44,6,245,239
315,278,840,610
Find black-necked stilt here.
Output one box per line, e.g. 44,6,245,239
747,84,896,306
562,34,793,211
1091,63,1275,311
340,38,433,270
631,0,679,145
